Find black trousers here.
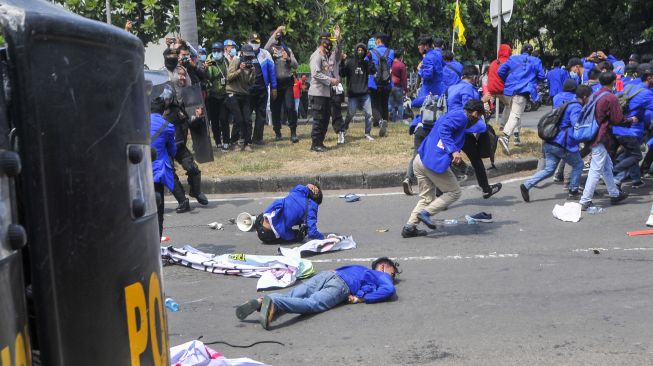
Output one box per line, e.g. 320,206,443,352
227,94,251,144
299,92,309,119
271,83,297,133
154,183,165,237
406,126,428,180
207,96,229,146
330,93,346,133
613,135,643,176
171,144,201,203
251,90,269,143
462,134,490,192
370,87,391,124
310,95,332,146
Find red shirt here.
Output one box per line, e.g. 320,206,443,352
293,79,302,99
592,86,626,147
391,59,407,91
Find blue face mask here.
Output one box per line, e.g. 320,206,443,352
199,54,207,62
213,52,223,60
230,48,237,57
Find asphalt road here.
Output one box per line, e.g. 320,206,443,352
162,170,653,366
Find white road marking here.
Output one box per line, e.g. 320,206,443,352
573,247,653,253
165,176,529,204
309,253,519,264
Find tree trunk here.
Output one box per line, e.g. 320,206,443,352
179,0,198,49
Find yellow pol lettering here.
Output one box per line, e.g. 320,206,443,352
147,273,167,365
1,346,9,366
124,282,148,366
13,333,25,366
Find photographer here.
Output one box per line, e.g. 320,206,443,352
254,183,325,244
226,44,257,151
206,41,231,150
178,44,208,86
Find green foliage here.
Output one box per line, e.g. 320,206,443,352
56,0,653,67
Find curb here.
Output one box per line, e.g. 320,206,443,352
194,158,538,194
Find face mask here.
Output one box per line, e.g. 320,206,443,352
249,43,260,52
213,52,223,60
230,48,237,57
164,58,178,71
199,54,207,62
324,42,333,53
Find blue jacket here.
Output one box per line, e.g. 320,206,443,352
553,91,576,108
442,60,463,91
546,67,568,97
150,113,176,191
498,53,546,96
263,185,323,241
446,80,479,112
417,48,445,99
368,44,394,90
254,48,277,90
418,110,480,174
335,265,395,303
550,101,581,152
613,83,653,138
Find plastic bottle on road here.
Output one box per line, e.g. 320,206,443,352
443,219,459,225
586,207,606,215
165,297,180,312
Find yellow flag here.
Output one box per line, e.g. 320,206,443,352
453,2,466,45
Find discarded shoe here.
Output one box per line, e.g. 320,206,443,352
343,193,360,202
469,212,493,223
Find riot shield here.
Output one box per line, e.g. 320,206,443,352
181,84,214,163
0,1,169,365
144,70,214,163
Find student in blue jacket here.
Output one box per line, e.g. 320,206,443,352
612,68,653,188
497,44,546,155
236,257,399,330
412,35,444,108
150,96,177,236
546,59,568,98
519,85,592,202
255,184,324,244
402,100,486,238
553,79,578,108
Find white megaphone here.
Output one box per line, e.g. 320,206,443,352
236,212,257,232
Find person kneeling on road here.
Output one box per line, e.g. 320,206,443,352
255,183,325,244
402,100,486,238
236,257,399,330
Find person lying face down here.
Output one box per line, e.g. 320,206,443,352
255,183,324,244
236,257,400,330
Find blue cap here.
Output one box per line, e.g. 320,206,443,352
211,42,224,50
223,39,237,47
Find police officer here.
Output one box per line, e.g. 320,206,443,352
163,49,209,212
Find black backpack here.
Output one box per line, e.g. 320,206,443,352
537,101,579,141
372,48,391,86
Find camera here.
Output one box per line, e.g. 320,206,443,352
242,56,254,68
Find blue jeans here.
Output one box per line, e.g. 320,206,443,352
580,143,621,204
388,87,404,121
268,271,350,314
524,143,583,192
345,94,373,134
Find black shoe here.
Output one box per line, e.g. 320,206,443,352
190,192,208,205
567,190,581,199
291,134,299,143
401,225,428,238
402,178,415,196
275,133,282,141
610,190,629,205
580,201,593,211
417,211,437,229
631,181,646,189
483,183,502,199
175,198,190,213
310,145,327,152
519,184,530,202
252,140,265,146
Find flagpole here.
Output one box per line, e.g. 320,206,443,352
451,0,457,52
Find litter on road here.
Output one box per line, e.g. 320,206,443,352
552,202,582,222
171,340,269,366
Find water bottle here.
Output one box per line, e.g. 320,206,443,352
443,219,459,225
586,207,606,215
464,215,478,225
165,297,180,312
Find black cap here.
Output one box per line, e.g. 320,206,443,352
629,53,640,62
240,44,256,57
464,100,485,113
563,79,578,92
567,57,583,69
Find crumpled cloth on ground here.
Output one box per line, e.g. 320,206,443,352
161,245,314,290
278,236,357,259
552,202,582,222
171,340,268,366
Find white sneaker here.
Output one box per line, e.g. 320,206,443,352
498,136,510,155
647,215,653,227
365,134,375,141
337,131,345,144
